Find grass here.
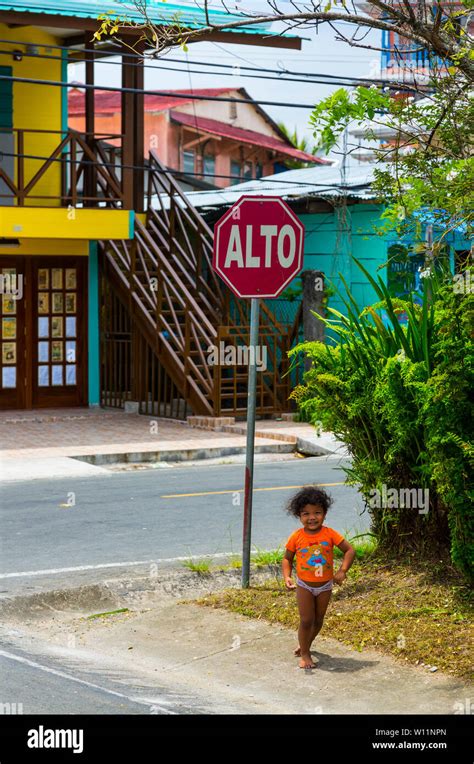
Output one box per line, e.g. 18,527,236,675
181,533,377,575
251,547,284,567
191,555,473,679
87,608,129,620
181,558,213,574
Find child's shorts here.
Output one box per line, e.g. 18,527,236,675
296,577,333,596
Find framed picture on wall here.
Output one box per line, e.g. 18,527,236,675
52,269,63,290
38,269,49,289
65,269,77,289
52,317,63,338
52,293,63,313
2,342,16,364
38,293,49,314
65,294,76,314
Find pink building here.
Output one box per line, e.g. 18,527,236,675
68,87,325,190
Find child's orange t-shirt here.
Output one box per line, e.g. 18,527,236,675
285,526,345,583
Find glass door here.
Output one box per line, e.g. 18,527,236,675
31,258,87,408
0,257,26,409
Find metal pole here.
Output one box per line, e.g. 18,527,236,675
242,297,260,589
425,223,433,303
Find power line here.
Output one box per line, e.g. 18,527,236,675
0,72,352,110
0,36,409,88
0,148,373,192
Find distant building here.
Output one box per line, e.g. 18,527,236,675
68,87,326,191
356,0,474,85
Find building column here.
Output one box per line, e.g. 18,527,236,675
301,270,325,369
88,241,100,405
84,36,96,206
121,45,135,210
134,52,145,212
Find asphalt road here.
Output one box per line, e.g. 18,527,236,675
0,455,370,594
0,647,177,715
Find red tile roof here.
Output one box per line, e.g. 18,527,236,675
68,86,327,165
169,110,326,164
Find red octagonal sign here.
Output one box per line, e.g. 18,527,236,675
212,196,304,299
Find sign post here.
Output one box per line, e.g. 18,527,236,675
212,196,304,588
242,296,259,588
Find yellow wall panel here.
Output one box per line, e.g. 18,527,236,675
0,24,64,206
0,207,133,240
0,238,89,256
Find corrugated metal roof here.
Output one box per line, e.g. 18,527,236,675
0,0,283,36
167,161,383,211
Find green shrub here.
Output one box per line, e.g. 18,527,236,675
289,260,473,580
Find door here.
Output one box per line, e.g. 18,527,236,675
0,258,26,409
0,257,88,409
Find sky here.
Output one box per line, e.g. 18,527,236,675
68,4,381,153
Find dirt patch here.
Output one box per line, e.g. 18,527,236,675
193,558,473,680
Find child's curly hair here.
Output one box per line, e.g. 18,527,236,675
285,486,334,517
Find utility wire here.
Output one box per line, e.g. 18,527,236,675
0,72,349,109
0,36,415,88
0,148,372,191
0,72,396,110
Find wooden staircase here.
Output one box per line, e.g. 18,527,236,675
100,150,302,417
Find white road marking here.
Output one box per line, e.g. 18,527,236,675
0,551,249,579
0,648,176,714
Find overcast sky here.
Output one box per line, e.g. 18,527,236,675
69,9,381,153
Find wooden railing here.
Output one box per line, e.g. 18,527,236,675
101,150,304,416
0,128,124,206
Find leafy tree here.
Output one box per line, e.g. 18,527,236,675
277,123,320,169
309,74,474,240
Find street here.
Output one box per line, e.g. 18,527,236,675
0,455,368,594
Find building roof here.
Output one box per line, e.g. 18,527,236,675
68,88,237,115
169,110,326,164
169,160,383,212
0,1,299,45
68,86,326,164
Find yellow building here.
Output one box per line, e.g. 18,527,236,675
0,1,302,414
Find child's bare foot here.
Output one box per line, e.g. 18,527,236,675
299,654,316,669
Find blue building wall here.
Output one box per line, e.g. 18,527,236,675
269,201,470,336
299,203,386,314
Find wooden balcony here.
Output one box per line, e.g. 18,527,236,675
0,128,132,209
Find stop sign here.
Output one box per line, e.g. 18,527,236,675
212,196,304,298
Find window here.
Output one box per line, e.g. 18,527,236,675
203,154,215,179
229,101,237,120
243,161,253,180
183,150,195,175
256,162,263,179
230,160,241,185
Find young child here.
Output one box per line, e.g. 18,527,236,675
282,486,356,669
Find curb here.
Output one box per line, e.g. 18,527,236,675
0,566,281,622
71,442,295,466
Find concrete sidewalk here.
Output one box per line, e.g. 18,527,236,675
0,407,346,481
1,569,470,715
